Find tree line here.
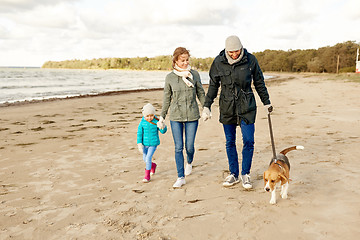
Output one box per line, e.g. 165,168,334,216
254,41,359,73
42,55,214,71
42,41,359,73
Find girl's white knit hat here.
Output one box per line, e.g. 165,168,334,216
142,103,156,116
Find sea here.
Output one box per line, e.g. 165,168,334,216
0,67,271,105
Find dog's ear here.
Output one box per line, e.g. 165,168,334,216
279,173,288,183
263,172,265,183
263,171,267,183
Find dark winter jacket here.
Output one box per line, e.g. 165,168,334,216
204,49,271,124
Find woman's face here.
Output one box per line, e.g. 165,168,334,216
175,54,190,69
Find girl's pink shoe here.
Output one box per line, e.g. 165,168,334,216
150,162,157,176
143,169,151,183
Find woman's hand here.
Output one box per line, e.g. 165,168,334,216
157,116,166,129
201,107,211,121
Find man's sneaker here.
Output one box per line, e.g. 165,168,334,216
241,174,253,189
223,174,240,187
173,177,186,188
185,163,192,176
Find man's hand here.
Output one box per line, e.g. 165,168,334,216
265,104,273,114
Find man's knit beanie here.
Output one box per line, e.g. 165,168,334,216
225,35,243,51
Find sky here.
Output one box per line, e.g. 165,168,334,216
0,0,359,67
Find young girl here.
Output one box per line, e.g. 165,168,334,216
137,103,167,183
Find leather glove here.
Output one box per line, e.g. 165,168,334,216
137,143,144,154
157,116,166,130
201,107,212,121
265,104,273,114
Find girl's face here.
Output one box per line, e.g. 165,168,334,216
145,114,154,121
175,54,190,69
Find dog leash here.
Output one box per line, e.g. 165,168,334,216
267,111,277,160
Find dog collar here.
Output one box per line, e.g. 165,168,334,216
274,160,284,170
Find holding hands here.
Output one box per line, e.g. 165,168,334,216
201,107,212,121
157,116,166,130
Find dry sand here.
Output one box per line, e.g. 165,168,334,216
0,73,359,240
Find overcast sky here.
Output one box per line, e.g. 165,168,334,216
0,0,359,67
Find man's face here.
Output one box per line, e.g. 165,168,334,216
227,50,241,60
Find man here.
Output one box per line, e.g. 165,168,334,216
202,35,272,189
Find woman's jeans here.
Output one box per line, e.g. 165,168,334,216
143,146,157,170
170,120,199,178
223,121,255,178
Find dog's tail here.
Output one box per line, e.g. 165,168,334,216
280,145,304,155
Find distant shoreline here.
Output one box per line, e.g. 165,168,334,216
0,72,281,108
0,66,41,69
0,87,167,108
1,72,358,108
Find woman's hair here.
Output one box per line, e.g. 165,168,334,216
172,47,190,68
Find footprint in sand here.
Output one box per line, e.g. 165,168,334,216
11,121,25,125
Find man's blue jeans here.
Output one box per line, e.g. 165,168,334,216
223,121,255,178
170,120,199,178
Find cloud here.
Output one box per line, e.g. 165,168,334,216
0,22,10,39
93,0,238,27
0,0,359,66
0,0,78,12
7,3,78,29
342,0,360,20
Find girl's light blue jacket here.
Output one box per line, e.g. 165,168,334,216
137,115,167,146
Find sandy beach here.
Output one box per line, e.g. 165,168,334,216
0,72,359,240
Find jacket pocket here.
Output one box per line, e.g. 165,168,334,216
169,99,182,118
218,70,234,100
219,94,235,118
237,90,256,115
218,70,232,86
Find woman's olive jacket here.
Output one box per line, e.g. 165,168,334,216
161,69,205,122
204,49,271,125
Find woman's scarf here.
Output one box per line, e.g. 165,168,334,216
173,64,194,88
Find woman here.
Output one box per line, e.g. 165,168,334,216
157,47,206,188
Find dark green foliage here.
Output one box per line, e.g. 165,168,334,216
42,41,360,73
254,41,360,73
42,55,211,71
43,56,174,70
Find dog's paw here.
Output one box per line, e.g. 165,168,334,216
281,193,288,199
269,199,276,204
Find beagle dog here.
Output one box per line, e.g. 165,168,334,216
263,145,304,204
